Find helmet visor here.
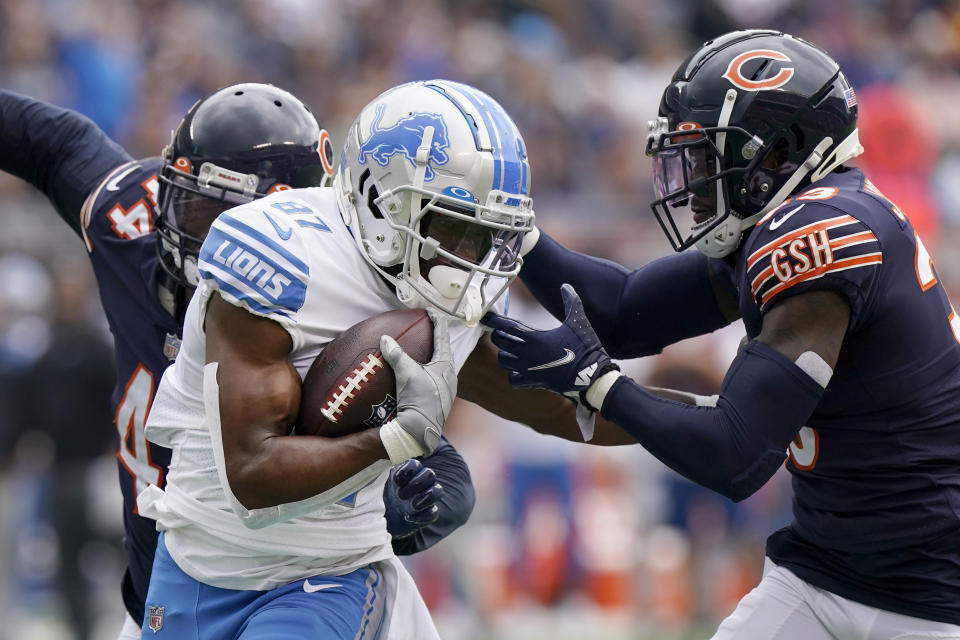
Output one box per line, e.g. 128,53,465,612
157,170,247,252
164,186,236,240
650,137,727,251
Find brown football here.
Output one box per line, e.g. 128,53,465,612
296,308,434,437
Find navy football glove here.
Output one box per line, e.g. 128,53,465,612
484,283,620,405
384,458,444,540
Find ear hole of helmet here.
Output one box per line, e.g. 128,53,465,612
367,184,384,220
762,138,792,171
789,124,806,154
358,168,386,220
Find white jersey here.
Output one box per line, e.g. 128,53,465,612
138,187,500,590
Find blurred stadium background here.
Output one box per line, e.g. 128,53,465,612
1,0,959,638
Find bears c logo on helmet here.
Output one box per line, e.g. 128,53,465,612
722,49,794,91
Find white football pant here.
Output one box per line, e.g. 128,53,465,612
712,558,960,640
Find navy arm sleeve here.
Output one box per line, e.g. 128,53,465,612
0,90,132,235
391,437,476,556
601,341,825,501
520,232,740,359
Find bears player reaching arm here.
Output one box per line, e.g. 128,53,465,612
486,30,960,638
0,86,474,638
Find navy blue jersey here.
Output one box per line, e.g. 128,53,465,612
0,91,180,622
735,168,960,623
80,158,180,620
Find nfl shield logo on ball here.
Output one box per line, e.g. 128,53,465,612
148,605,164,632
363,394,398,429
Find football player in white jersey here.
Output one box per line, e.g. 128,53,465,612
136,79,540,639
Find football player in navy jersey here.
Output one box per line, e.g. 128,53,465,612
485,30,960,638
0,83,477,639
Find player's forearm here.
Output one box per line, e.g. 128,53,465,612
507,389,637,445
459,336,637,445
520,231,633,339
521,232,738,358
600,341,825,501
213,352,389,509
0,90,132,232
227,429,388,510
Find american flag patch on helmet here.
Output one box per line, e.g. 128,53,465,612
844,87,858,108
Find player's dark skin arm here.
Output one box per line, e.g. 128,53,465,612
205,292,391,510
458,335,638,445
468,288,848,449
483,288,848,500
756,290,849,363
459,335,727,442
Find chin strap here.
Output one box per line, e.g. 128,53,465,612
406,125,436,287
426,265,482,326
713,89,737,215
156,271,191,326
519,225,540,257
696,89,743,259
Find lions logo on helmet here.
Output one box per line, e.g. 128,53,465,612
358,104,451,181
335,80,535,325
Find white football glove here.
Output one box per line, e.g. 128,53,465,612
378,310,457,464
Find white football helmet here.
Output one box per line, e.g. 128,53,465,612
334,79,535,325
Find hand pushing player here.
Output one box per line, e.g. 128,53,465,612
484,283,619,404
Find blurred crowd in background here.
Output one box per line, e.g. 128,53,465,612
1,0,960,638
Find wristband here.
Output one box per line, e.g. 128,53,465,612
380,418,428,464
580,363,622,411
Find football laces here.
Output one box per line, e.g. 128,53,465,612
321,353,384,422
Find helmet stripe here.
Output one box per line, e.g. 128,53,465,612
424,83,481,151
441,82,529,198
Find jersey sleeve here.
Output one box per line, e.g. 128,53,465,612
198,202,312,349
745,200,882,320
81,160,161,253
0,90,133,234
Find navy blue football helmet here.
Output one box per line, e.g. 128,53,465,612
646,30,862,258
155,83,334,287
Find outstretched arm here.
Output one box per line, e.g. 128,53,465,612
600,290,846,500
520,231,740,358
458,333,638,446
487,285,849,501
0,90,132,233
